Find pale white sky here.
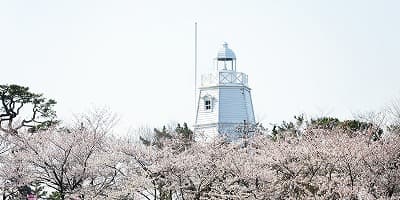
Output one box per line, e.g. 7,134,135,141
1,0,399,132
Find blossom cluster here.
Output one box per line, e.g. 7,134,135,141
0,114,399,199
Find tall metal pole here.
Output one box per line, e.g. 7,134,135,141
194,22,198,122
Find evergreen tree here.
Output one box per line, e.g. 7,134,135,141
48,191,61,200
30,181,48,199
175,122,194,142
0,84,58,134
140,125,172,148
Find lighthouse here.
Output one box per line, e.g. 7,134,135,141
195,42,255,139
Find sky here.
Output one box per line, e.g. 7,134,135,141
1,0,400,133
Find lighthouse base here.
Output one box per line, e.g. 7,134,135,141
194,122,254,141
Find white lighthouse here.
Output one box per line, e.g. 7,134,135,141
195,42,255,139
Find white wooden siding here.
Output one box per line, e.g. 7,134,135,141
245,88,255,123
195,73,255,140
218,86,254,123
195,89,219,125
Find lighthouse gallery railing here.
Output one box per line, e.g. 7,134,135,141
201,71,248,87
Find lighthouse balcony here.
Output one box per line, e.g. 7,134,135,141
201,71,248,87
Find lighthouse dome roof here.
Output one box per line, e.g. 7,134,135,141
217,42,236,61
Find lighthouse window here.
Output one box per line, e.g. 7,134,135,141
205,100,211,110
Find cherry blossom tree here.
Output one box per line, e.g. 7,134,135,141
113,124,400,200
20,108,121,200
0,84,57,199
0,89,398,200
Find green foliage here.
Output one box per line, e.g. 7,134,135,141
387,124,400,135
277,121,295,133
272,115,305,140
139,123,194,149
0,84,58,134
15,185,32,199
30,181,48,199
48,191,62,200
175,122,194,141
272,115,384,141
159,187,173,200
139,136,151,146
294,115,305,127
140,125,172,148
338,120,382,140
155,126,172,140
310,117,340,130
340,120,370,131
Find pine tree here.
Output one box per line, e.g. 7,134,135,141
30,182,48,199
